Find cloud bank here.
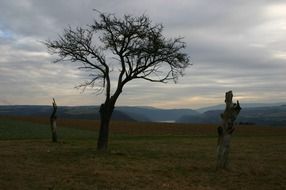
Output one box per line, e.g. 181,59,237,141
0,0,286,108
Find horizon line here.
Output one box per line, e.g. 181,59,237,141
0,101,285,110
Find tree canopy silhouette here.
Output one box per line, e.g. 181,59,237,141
45,12,191,151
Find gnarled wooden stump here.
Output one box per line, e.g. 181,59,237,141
216,91,241,169
50,98,58,142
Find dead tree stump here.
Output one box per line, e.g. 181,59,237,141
216,91,241,169
50,98,58,142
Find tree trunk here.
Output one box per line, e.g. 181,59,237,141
217,128,232,169
50,98,58,143
216,91,241,170
97,102,114,151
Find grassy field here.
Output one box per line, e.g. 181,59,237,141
0,116,285,190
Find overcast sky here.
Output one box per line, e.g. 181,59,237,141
0,0,286,109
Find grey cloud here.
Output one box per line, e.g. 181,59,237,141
0,0,286,107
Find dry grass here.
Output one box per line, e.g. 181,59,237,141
0,116,285,189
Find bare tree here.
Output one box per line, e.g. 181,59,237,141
45,12,190,151
50,98,58,142
217,91,241,169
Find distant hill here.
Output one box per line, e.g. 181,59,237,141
1,104,286,126
196,102,286,113
177,110,220,124
237,105,286,125
116,106,200,122
178,105,286,126
0,105,200,123
0,105,134,121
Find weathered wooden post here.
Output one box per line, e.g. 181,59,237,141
50,98,58,142
216,91,241,169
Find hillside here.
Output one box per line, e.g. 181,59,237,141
196,102,286,113
0,105,134,121
1,104,286,126
0,105,200,123
116,106,199,122
177,105,286,126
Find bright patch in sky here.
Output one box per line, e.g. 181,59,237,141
265,3,286,17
